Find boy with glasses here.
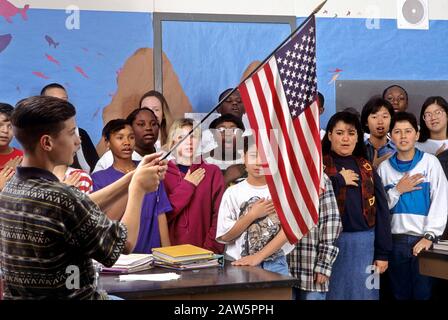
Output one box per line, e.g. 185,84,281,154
206,114,247,187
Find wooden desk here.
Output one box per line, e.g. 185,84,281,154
99,263,299,300
419,249,448,280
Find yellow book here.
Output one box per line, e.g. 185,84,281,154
152,244,213,263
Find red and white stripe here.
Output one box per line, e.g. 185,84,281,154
65,167,94,195
239,57,322,244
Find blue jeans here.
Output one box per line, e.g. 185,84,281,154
388,234,433,300
260,255,289,276
292,288,327,300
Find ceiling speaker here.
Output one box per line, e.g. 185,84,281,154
397,0,429,30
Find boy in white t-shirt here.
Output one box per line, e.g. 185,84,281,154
216,136,293,275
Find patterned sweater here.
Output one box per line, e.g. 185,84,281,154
0,167,127,299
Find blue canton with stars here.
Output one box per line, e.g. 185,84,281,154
274,17,317,119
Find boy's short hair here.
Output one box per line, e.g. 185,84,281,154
11,96,76,152
209,113,245,131
218,88,234,102
102,119,131,141
390,111,419,132
0,103,14,119
243,135,256,154
360,96,394,133
382,84,408,101
40,83,66,95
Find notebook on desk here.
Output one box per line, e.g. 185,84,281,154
100,254,154,274
153,254,224,271
152,244,214,263
154,258,220,270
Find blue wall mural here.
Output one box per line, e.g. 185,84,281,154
162,20,291,112
0,6,152,145
1,3,448,148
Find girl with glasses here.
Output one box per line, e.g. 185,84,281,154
416,96,448,156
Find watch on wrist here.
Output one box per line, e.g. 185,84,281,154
424,233,435,242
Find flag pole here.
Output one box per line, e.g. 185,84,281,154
161,0,328,160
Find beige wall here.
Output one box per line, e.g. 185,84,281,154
16,1,448,20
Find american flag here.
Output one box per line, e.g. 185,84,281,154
238,16,322,244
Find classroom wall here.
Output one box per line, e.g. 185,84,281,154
0,5,153,146
1,0,447,148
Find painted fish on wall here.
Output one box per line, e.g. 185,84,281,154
0,0,29,23
0,34,12,53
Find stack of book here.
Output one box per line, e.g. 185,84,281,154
433,240,448,251
100,254,154,274
152,244,223,270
